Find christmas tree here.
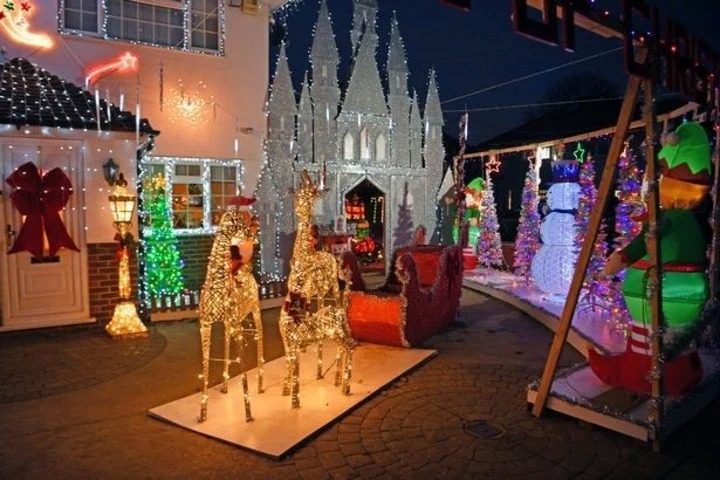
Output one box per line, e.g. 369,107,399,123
513,160,541,279
393,183,414,249
476,175,504,268
143,173,185,298
614,144,644,250
574,151,609,306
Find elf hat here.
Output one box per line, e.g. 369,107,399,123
659,122,712,183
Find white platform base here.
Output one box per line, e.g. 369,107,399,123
464,268,626,356
148,342,436,459
526,352,720,442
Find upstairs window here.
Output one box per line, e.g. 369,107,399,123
59,0,224,55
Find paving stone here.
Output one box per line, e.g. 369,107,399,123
318,451,348,470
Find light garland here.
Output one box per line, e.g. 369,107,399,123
514,157,541,280
476,174,504,268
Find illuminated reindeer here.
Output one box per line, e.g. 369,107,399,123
198,198,264,423
283,170,342,386
279,272,357,409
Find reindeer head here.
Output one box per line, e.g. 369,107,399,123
292,169,326,222
217,197,260,245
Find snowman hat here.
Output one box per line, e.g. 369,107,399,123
659,122,711,178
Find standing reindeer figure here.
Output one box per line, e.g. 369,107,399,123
280,273,357,409
284,170,342,387
198,197,264,423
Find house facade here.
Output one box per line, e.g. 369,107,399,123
257,0,446,276
0,0,290,331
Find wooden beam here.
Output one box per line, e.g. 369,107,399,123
531,49,647,418
527,0,620,39
642,77,665,453
457,103,697,160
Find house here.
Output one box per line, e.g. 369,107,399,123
0,0,292,331
257,0,446,276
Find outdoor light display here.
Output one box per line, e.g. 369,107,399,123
531,159,580,296
142,173,185,299
513,158,541,279
0,1,53,49
476,175,504,268
279,171,356,409
589,122,713,395
198,201,264,423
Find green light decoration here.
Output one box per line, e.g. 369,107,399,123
573,142,586,163
143,173,185,297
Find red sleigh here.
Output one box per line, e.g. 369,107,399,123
341,245,463,347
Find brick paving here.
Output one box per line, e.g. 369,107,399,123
0,289,719,479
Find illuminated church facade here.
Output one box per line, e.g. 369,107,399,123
256,0,445,275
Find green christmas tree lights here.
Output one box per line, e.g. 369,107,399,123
143,174,185,297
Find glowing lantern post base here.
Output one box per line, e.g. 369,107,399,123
106,301,147,337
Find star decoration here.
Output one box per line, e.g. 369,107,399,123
20,1,29,12
4,0,14,11
573,142,586,163
0,11,5,20
486,156,501,174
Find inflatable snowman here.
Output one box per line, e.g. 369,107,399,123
531,160,581,296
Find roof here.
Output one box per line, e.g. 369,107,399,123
476,94,688,152
0,58,159,135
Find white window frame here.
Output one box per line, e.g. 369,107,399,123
141,157,244,235
58,0,225,55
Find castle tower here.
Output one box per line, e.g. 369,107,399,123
338,0,390,166
409,91,423,169
253,154,282,276
386,12,411,168
297,72,313,164
266,42,297,204
423,69,446,240
310,0,341,164
351,0,378,51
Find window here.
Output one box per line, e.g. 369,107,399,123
375,133,386,162
343,132,354,161
141,157,243,233
63,0,99,34
360,126,370,160
60,1,224,54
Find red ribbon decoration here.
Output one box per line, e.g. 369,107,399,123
6,162,80,258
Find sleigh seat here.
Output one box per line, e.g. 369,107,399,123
342,245,463,347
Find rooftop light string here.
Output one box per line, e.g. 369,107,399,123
440,46,623,105
444,95,626,113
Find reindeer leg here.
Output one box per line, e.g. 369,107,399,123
199,320,211,423
235,336,253,422
290,348,301,409
316,341,324,380
342,346,354,396
334,347,343,387
253,303,265,394
221,321,232,394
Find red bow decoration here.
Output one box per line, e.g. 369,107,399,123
6,162,80,257
283,291,310,324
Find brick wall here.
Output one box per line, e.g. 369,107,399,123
87,243,139,325
176,235,214,290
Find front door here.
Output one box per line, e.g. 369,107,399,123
1,139,90,331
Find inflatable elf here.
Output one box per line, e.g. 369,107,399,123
589,122,712,395
452,177,485,248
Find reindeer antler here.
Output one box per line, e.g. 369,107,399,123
301,170,314,189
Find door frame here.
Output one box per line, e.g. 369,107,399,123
0,137,92,331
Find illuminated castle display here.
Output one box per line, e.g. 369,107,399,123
255,0,445,275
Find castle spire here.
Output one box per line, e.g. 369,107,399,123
342,10,386,116
297,72,313,164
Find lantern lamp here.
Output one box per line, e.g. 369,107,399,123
105,171,147,337
103,158,120,186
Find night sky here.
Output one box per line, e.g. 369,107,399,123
271,0,720,146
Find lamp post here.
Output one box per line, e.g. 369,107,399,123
104,167,147,337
